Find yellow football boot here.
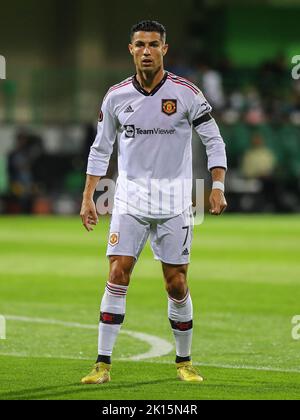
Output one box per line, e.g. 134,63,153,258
81,362,111,384
176,361,204,383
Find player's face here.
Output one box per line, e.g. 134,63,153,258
129,31,168,73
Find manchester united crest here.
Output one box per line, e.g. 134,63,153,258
109,232,119,246
162,99,177,116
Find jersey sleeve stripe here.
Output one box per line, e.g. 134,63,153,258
167,76,199,94
193,113,213,127
168,73,200,93
103,79,133,101
110,77,133,89
109,80,132,93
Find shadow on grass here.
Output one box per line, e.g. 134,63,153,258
0,378,176,400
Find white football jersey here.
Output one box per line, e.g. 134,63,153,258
87,71,227,218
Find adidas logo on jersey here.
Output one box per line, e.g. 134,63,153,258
124,105,134,113
182,248,190,256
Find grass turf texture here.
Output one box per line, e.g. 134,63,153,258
0,215,300,400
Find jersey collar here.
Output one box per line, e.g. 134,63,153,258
132,71,168,96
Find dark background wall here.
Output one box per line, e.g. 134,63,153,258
1,1,300,70
1,0,300,214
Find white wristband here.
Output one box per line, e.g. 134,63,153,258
212,181,225,192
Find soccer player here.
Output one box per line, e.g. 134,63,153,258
80,20,227,384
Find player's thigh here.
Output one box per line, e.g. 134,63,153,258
150,208,194,265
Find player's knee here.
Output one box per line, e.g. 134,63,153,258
166,273,188,300
109,264,130,286
108,256,134,286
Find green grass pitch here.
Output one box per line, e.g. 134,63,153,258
0,214,300,400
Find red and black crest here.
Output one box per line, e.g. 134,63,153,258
98,110,103,122
162,99,177,116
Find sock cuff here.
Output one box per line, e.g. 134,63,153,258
168,290,190,306
176,355,191,363
106,282,128,297
96,355,112,365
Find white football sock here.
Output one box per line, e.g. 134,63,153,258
98,282,128,357
168,291,193,359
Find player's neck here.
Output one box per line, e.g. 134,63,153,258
136,68,166,93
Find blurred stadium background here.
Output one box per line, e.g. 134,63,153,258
1,0,300,401
1,0,300,215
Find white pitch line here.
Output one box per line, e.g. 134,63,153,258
118,330,173,361
2,315,300,375
3,315,173,361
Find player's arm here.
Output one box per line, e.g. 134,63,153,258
209,167,227,215
81,175,101,232
81,93,118,232
189,92,228,216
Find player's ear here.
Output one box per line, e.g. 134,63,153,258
128,44,134,56
162,43,169,56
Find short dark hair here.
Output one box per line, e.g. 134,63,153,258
130,20,166,42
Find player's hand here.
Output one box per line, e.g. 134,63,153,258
80,198,99,232
209,189,227,216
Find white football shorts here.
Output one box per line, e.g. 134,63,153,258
106,207,194,265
